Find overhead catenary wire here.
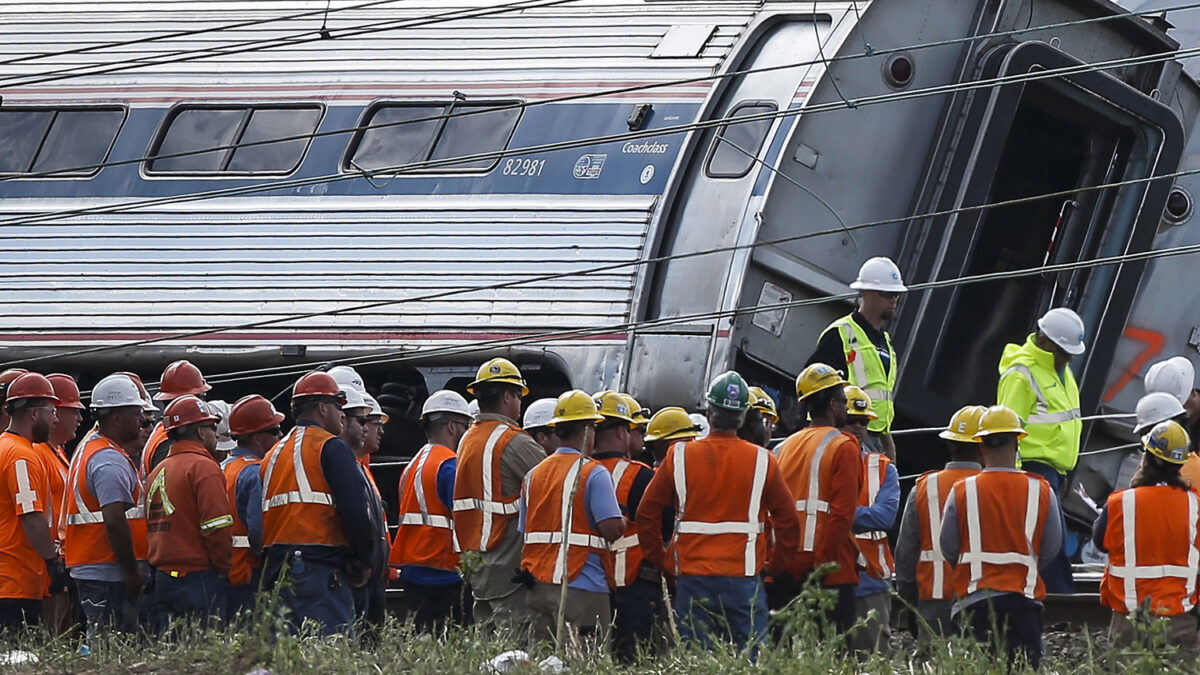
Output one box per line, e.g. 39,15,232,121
894,442,1141,483
5,0,1200,182
890,412,1137,436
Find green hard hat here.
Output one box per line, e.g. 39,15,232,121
705,370,750,411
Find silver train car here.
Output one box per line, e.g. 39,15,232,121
1,0,1198,498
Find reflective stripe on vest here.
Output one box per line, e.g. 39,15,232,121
674,441,769,576
397,444,458,551
797,429,842,552
919,473,947,599
1001,364,1081,426
961,475,1040,597
825,316,897,431
610,459,636,586
64,436,144,526
1109,489,1200,613
261,428,334,511
523,455,609,584
452,423,516,550
858,453,891,578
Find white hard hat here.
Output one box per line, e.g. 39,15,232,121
849,257,907,293
341,386,369,411
363,393,389,424
523,398,557,430
422,390,471,418
207,400,237,452
467,399,480,420
1145,356,1196,406
688,413,710,440
328,366,365,393
1135,392,1187,434
91,374,146,410
1036,307,1086,355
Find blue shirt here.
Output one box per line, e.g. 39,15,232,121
518,448,621,594
399,455,462,587
852,455,899,596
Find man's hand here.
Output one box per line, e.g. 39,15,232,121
123,569,142,599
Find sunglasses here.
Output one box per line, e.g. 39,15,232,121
139,418,155,429
346,415,369,426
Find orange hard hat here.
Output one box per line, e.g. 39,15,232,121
154,360,211,401
5,373,59,406
162,395,220,432
230,394,286,436
46,374,85,410
292,371,346,403
0,368,29,403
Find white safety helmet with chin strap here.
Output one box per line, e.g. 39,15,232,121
328,365,366,393
467,399,480,420
1134,392,1187,435
688,413,710,440
1145,356,1196,406
1037,307,1086,356
362,392,389,424
422,390,471,419
523,398,557,430
849,257,907,293
91,374,146,410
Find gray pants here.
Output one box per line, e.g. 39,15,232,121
526,582,610,645
1109,611,1200,665
473,586,530,638
850,592,891,653
917,599,955,642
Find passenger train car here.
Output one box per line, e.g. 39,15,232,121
2,0,1199,516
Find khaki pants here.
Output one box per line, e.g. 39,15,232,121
526,582,610,645
849,592,891,653
1109,611,1200,665
473,587,530,637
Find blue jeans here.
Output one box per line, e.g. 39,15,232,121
675,575,767,656
77,579,138,639
272,553,354,637
1020,460,1075,593
613,578,665,663
226,568,262,621
155,569,226,625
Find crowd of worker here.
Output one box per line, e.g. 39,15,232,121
0,256,1197,669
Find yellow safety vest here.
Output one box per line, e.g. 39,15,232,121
996,335,1083,473
820,314,896,432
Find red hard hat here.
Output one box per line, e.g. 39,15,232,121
162,395,220,432
154,360,211,401
230,394,286,436
5,373,60,405
292,371,346,403
0,368,29,403
46,374,85,410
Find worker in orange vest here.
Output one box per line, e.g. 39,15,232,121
0,374,61,632
35,373,84,633
894,405,985,639
452,358,545,630
640,407,702,467
518,390,624,642
591,392,659,662
391,390,472,633
1093,420,1200,661
772,364,862,636
63,374,150,641
110,372,159,462
841,386,899,653
220,394,284,619
260,371,376,635
145,396,232,622
940,405,1061,669
143,360,211,479
638,371,800,654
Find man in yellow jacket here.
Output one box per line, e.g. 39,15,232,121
995,306,1084,593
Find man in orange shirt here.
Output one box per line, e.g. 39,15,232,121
143,360,212,478
0,373,61,632
145,396,232,623
37,373,84,633
773,363,862,636
637,371,799,655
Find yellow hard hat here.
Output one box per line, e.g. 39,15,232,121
939,405,988,443
467,357,529,396
972,405,1028,440
594,391,636,425
548,389,605,427
1142,420,1190,464
644,406,702,442
795,363,847,400
748,386,779,424
623,393,651,426
844,385,878,420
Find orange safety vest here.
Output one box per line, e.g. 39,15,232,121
1100,485,1200,616
855,452,894,580
221,453,262,586
666,435,772,577
520,452,610,585
951,471,1050,601
453,420,523,553
62,432,148,567
141,422,168,480
34,442,68,542
777,427,850,554
912,465,980,601
595,455,651,588
259,425,349,548
390,443,459,572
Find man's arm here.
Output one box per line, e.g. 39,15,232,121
320,438,375,581
997,370,1038,422
195,465,234,578
853,462,900,533
436,457,457,511
100,503,140,595
500,434,546,497
19,512,55,560
806,328,847,371
236,465,264,556
91,455,141,594
623,465,655,518
1091,502,1111,554
893,489,921,590
635,450,676,570
938,491,960,565
1039,490,1063,567
584,466,625,542
762,458,799,576
814,441,862,566
7,455,55,560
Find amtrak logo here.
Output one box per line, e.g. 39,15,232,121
891,271,899,280
616,403,629,416
853,400,868,411
489,365,502,375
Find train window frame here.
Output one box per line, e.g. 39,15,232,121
144,102,325,177
0,105,127,178
342,99,524,176
704,100,779,180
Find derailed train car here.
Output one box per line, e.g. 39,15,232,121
0,0,1197,502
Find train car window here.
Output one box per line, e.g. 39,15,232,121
148,105,322,174
705,102,777,179
346,101,522,174
0,108,125,176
